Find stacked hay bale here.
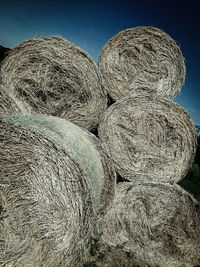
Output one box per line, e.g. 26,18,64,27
96,182,200,267
98,26,186,100
0,36,107,131
0,115,116,266
93,26,200,267
98,95,197,184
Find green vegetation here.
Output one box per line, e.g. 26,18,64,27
84,262,98,267
125,251,136,259
178,163,200,202
84,232,106,266
83,231,138,266
178,133,200,202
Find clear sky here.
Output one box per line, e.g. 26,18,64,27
0,0,199,125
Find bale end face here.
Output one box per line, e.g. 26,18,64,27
98,26,186,100
0,36,107,130
98,95,197,184
97,182,200,267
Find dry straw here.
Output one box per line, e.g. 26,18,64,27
0,115,116,266
0,84,31,116
98,95,197,184
97,182,200,267
0,36,107,130
98,26,186,100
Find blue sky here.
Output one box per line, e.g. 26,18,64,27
0,0,199,125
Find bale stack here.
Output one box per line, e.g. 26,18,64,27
93,26,199,267
0,26,199,267
0,36,107,131
0,115,116,266
97,26,197,184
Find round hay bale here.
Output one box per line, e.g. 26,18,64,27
0,115,116,266
97,182,200,267
98,26,186,100
98,95,197,184
0,36,107,130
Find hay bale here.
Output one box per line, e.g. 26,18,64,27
98,95,197,184
97,182,200,267
0,36,107,130
0,115,116,266
98,26,186,100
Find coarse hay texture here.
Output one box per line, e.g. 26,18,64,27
0,115,116,266
98,95,197,184
98,26,186,100
0,36,107,131
0,84,31,116
97,181,200,267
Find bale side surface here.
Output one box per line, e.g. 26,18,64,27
0,115,116,266
98,95,197,184
97,182,200,267
98,26,186,100
0,84,31,116
0,36,107,130
1,115,116,215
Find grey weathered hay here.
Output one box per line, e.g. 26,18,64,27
97,182,200,267
0,36,107,130
98,95,197,184
98,26,186,100
0,84,31,116
0,115,116,266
